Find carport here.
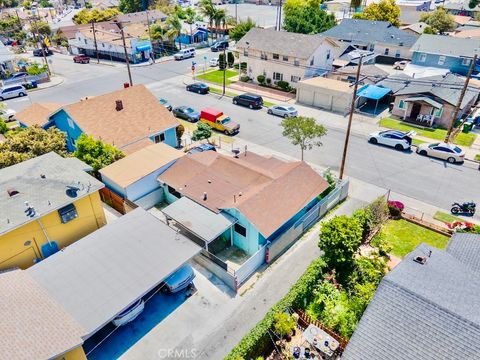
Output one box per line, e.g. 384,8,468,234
27,207,201,339
356,84,392,115
162,196,236,251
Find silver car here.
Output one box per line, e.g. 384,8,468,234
267,104,298,118
0,84,26,101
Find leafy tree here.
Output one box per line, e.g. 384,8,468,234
26,63,47,75
39,0,53,7
214,7,227,37
352,0,401,27
23,0,32,9
150,22,168,41
350,0,362,8
30,20,52,36
52,29,68,46
470,0,479,9
184,7,202,43
73,8,121,24
1,0,19,7
0,119,8,135
227,51,234,67
419,7,455,34
318,215,363,274
0,126,67,169
74,134,125,172
423,25,436,34
273,312,296,338
119,0,142,14
280,116,327,161
283,0,335,34
191,121,212,141
199,0,217,39
218,53,226,69
229,18,256,42
166,14,183,49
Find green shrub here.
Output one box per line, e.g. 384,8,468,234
277,80,291,91
225,258,327,360
273,312,295,338
257,74,266,84
240,75,250,82
218,53,226,70
266,77,271,85
227,51,235,67
0,119,8,135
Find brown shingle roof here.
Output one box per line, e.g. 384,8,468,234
158,152,329,238
0,270,84,360
61,84,179,149
16,102,62,127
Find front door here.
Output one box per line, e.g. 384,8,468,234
410,103,421,120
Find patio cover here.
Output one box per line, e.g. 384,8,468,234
162,196,235,243
27,207,201,339
404,96,443,109
356,84,391,100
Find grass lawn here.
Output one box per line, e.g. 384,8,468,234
263,100,276,107
196,69,237,85
412,138,427,146
433,211,463,224
476,154,480,161
377,219,449,258
380,118,476,147
209,87,238,97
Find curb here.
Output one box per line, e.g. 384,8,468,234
27,76,65,93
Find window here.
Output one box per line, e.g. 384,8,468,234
260,52,267,60
273,53,279,60
310,57,314,66
58,204,78,224
273,72,283,81
283,55,288,61
243,49,248,57
291,75,301,83
462,57,472,66
294,58,299,66
395,50,401,58
84,39,87,45
326,50,331,60
434,107,443,117
419,53,427,62
70,137,76,146
438,56,446,65
384,48,389,56
67,117,74,129
399,100,406,109
154,133,165,143
234,223,247,237
167,185,181,198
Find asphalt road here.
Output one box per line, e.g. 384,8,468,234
6,56,480,211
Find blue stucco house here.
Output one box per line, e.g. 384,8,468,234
158,151,330,257
177,26,209,45
410,34,480,76
43,84,180,154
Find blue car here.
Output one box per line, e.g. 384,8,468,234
162,264,195,293
173,106,200,122
159,98,172,111
188,143,217,154
186,82,209,94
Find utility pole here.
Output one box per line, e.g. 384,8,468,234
445,53,477,143
339,56,363,180
222,46,226,95
114,21,133,86
29,16,51,76
145,10,154,63
235,1,238,23
278,0,282,31
91,20,100,64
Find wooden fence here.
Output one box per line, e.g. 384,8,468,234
99,188,137,215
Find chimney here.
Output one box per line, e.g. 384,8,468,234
115,100,123,111
203,192,207,201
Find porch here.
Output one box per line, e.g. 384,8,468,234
399,96,443,127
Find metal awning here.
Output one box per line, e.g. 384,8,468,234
404,96,443,109
162,197,235,243
28,208,201,339
356,84,391,100
136,44,151,52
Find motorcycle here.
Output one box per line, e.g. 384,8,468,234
451,201,476,215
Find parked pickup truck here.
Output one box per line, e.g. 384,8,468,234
200,107,240,135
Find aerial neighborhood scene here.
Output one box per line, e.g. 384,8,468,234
1,0,480,358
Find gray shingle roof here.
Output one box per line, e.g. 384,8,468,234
235,28,333,59
411,34,480,57
343,244,480,360
342,244,480,360
447,233,480,275
0,152,104,235
321,19,417,47
377,73,480,107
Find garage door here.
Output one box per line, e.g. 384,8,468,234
298,89,314,106
313,91,333,111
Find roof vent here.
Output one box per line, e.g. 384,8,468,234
203,192,207,201
115,100,123,111
208,179,212,184
66,185,80,198
24,201,36,218
7,188,19,197
413,256,427,265
40,174,46,179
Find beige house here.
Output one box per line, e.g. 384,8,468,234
236,28,342,87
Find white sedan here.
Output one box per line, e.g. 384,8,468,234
368,130,415,150
0,107,16,122
267,104,298,118
209,58,219,67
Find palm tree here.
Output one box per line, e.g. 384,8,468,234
214,8,227,39
199,0,216,42
166,14,183,50
184,7,202,44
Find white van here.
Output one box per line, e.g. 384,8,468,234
173,48,196,60
0,84,26,101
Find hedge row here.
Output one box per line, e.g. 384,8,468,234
225,258,327,360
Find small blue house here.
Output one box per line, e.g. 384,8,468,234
177,26,209,45
43,84,180,154
410,34,480,76
158,151,330,257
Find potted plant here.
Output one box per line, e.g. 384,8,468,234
274,312,296,342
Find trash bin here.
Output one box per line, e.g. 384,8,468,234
463,121,473,133
454,119,462,128
30,80,38,88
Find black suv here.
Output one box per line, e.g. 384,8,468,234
211,40,229,52
232,93,263,109
33,48,53,56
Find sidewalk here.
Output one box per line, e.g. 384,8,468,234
29,75,65,92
